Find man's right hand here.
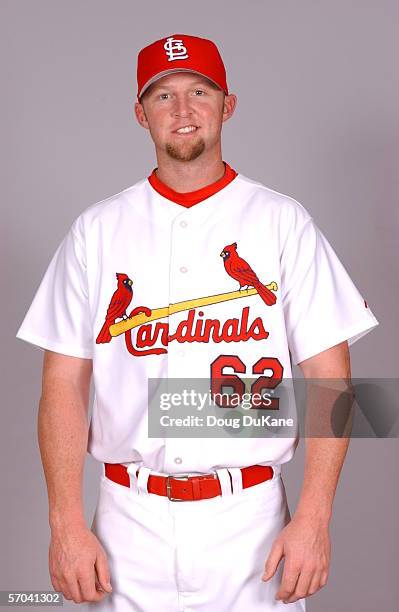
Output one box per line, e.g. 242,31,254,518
49,523,113,604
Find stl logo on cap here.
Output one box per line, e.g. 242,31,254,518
164,36,189,62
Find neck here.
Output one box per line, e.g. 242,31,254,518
154,149,225,192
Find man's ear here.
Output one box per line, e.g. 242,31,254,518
222,93,237,123
134,101,149,129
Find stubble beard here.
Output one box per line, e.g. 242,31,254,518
165,136,206,162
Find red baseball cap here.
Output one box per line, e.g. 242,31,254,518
136,34,228,101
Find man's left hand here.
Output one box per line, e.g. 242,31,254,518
262,514,331,604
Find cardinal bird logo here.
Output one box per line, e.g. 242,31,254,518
220,242,277,306
96,273,134,344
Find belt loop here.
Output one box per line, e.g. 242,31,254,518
136,466,151,496
126,462,140,494
101,462,106,478
215,468,233,496
227,467,243,494
271,464,281,481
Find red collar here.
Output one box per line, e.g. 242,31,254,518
147,161,238,208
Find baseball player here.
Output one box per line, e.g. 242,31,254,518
15,33,379,611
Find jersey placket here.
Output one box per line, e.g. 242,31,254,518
163,208,199,473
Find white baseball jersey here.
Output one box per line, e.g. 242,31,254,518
15,162,379,473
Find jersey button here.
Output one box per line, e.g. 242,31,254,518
174,457,182,464
180,266,188,273
179,220,187,228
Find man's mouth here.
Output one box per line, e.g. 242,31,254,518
174,125,199,134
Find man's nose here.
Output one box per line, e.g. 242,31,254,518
171,93,193,117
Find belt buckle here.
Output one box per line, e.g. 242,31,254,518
166,473,191,502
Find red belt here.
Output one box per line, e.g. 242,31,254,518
104,463,274,501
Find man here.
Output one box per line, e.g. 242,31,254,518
16,33,379,610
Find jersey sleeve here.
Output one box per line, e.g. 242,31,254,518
280,215,379,366
15,215,93,359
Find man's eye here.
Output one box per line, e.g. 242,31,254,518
194,90,205,95
159,93,170,100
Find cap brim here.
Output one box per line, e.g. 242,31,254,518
138,69,222,99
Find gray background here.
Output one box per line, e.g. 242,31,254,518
2,0,398,610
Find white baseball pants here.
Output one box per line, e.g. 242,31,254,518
87,464,306,611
